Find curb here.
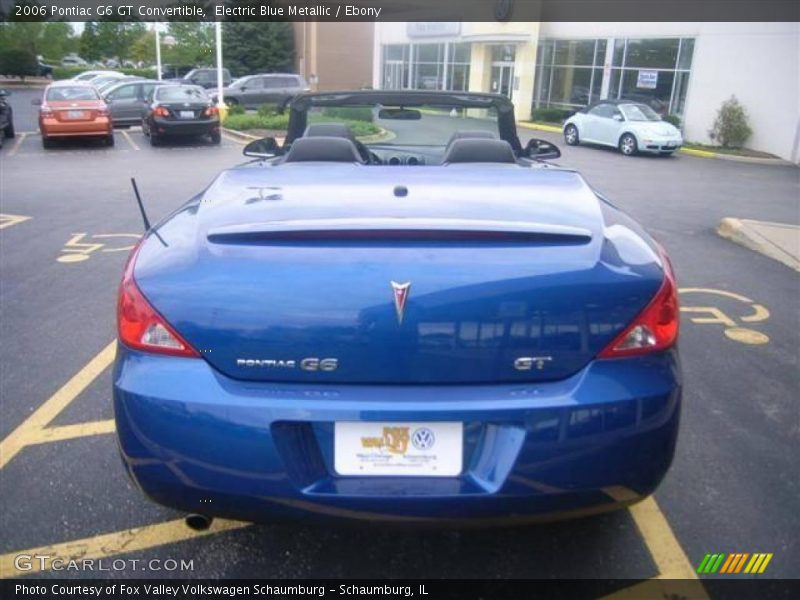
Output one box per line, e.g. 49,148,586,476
717,218,800,272
680,148,790,165
221,127,259,142
517,121,562,134
517,121,792,165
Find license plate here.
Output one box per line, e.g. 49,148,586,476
179,111,195,119
66,110,85,119
334,422,463,477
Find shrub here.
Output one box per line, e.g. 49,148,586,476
227,103,245,116
531,107,574,123
0,49,39,80
256,103,279,117
322,106,373,123
709,96,752,148
224,112,380,138
662,114,682,129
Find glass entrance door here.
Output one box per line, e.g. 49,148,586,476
490,64,515,99
489,44,516,99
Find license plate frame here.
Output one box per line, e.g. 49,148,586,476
179,110,195,119
66,110,85,120
334,421,463,477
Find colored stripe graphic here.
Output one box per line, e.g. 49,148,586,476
700,553,774,575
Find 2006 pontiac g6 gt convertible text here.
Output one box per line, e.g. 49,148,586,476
114,91,681,525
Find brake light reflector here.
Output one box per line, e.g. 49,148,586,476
117,241,199,358
598,247,679,358
153,106,170,117
204,106,219,117
40,106,53,117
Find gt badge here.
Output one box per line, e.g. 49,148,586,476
391,281,411,324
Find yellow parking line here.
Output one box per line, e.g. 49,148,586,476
0,518,249,578
25,420,116,446
121,130,139,151
7,132,27,156
0,341,116,470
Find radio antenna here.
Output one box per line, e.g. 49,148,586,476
130,177,151,231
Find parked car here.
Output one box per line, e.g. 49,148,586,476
61,55,87,67
563,100,683,156
95,76,143,95
0,89,15,149
103,79,166,127
37,62,54,78
159,64,195,80
114,90,681,526
172,67,232,90
34,81,113,148
213,73,309,108
71,70,125,83
141,84,220,146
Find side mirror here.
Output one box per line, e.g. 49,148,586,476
612,114,624,122
243,137,281,158
525,138,562,160
31,98,42,106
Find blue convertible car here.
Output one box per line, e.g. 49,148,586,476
114,91,680,527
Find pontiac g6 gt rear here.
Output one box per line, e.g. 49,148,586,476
114,91,681,524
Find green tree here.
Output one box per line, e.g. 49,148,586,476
38,22,77,60
222,22,294,77
130,30,156,64
80,22,102,62
95,21,146,63
0,48,39,80
166,22,214,66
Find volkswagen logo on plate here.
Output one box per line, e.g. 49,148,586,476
411,427,435,451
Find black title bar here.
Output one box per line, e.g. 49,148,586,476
1,0,799,22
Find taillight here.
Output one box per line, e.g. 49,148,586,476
598,246,679,358
117,241,199,358
40,105,53,117
96,106,110,117
204,106,219,117
152,106,170,118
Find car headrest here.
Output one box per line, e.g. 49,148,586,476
445,130,497,148
441,139,517,164
283,136,365,164
304,122,355,141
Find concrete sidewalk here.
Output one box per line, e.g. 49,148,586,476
718,218,800,272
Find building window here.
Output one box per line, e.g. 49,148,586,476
535,37,695,117
534,39,606,109
382,44,410,90
608,38,695,115
381,42,471,92
447,43,471,91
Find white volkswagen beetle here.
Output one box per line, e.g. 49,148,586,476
563,100,683,156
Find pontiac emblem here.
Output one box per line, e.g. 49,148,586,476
391,281,411,324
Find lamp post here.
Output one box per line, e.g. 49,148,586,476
215,21,226,120
154,26,176,81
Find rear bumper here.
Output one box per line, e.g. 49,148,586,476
151,117,219,136
113,346,681,523
40,117,111,137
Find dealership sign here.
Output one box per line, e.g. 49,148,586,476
637,70,659,89
407,22,461,37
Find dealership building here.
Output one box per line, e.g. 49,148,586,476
372,22,799,162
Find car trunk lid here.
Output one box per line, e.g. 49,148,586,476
134,165,663,384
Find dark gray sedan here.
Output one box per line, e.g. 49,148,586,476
213,73,309,109
103,79,168,127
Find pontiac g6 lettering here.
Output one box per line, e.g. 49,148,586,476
114,91,681,525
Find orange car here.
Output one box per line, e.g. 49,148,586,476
36,81,113,148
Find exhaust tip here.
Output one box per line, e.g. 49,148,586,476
185,514,213,531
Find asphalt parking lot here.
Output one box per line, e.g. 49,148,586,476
1,87,797,589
